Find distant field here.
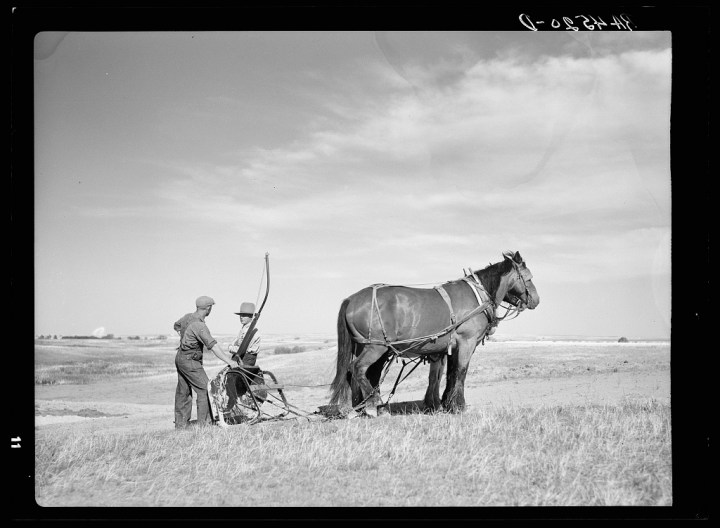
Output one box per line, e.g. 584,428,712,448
34,333,335,385
34,334,668,387
34,335,671,507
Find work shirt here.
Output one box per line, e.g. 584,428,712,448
174,313,196,337
175,312,217,352
229,322,261,357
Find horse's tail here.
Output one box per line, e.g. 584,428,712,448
329,297,354,407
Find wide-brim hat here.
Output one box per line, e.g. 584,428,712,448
234,302,256,315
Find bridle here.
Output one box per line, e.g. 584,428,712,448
499,262,533,319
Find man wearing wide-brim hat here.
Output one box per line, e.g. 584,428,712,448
173,296,238,429
228,301,262,367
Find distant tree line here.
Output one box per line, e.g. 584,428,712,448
273,345,306,355
38,334,168,340
59,334,118,340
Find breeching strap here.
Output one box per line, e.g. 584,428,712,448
369,284,390,344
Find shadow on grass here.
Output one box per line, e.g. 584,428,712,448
386,399,429,415
316,400,449,420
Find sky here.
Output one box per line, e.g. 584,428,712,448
33,30,672,339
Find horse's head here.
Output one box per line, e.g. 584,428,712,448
501,251,540,311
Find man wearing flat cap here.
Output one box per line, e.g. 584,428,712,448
228,302,262,367
173,296,238,429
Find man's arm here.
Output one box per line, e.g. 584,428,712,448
210,344,238,367
195,322,237,367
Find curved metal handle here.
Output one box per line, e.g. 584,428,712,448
235,253,270,361
255,252,270,317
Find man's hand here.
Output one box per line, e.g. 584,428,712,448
229,344,239,354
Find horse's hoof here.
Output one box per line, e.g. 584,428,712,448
365,406,378,418
424,401,441,413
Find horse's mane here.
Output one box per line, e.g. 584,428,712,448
473,258,516,296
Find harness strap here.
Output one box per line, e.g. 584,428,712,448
370,284,390,344
462,276,495,324
434,285,456,324
386,355,424,404
355,281,496,352
357,300,494,348
462,275,485,304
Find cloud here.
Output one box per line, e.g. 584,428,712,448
151,44,670,283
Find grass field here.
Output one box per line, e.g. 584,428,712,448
34,335,671,507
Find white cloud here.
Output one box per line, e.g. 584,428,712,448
153,45,670,285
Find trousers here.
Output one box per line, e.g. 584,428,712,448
174,350,211,428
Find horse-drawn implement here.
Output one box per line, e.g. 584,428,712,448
207,250,539,427
207,365,294,426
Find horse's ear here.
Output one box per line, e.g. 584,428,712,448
502,250,514,261
513,251,523,264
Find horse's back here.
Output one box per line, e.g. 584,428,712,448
344,284,454,343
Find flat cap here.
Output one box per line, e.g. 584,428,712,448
195,296,216,308
234,302,255,315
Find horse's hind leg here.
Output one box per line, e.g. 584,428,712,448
352,344,389,417
348,344,365,409
367,352,392,416
423,354,446,412
349,347,391,411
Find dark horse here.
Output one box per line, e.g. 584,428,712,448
329,251,539,416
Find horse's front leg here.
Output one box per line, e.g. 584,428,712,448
442,339,475,413
423,354,446,412
441,346,458,407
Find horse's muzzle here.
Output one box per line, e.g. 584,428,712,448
525,293,539,310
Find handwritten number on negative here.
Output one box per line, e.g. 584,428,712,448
519,13,634,31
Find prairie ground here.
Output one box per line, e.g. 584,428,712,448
33,335,670,507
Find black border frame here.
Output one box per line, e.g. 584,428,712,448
11,3,710,522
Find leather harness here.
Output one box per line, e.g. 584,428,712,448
358,277,497,356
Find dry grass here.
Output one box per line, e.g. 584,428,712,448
34,336,671,506
35,398,671,507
